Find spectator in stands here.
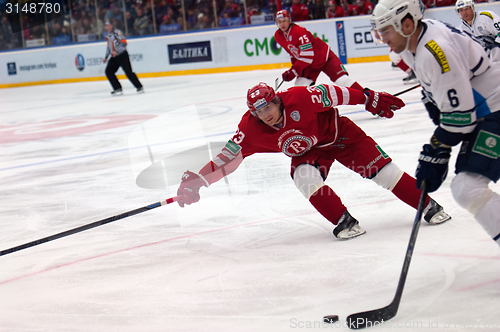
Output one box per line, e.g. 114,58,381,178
106,4,123,23
326,0,345,17
155,0,170,26
77,17,93,35
220,0,235,18
354,0,374,15
230,3,243,19
339,0,355,16
0,15,17,49
30,25,44,40
186,8,198,28
161,15,173,27
290,0,309,21
134,7,150,35
124,0,136,12
91,15,104,38
193,12,208,30
177,16,188,30
144,1,155,24
308,0,326,19
125,10,135,36
435,0,454,6
61,21,72,38
50,22,63,39
167,7,178,22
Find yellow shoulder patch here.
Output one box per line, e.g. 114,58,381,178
425,40,450,73
480,11,494,20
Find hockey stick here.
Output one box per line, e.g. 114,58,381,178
393,84,420,97
0,196,180,257
345,181,428,330
275,77,284,91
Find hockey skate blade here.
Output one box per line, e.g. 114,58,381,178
335,225,366,240
403,80,418,85
427,210,451,225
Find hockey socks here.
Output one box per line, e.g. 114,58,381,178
309,185,347,225
396,60,410,73
391,172,430,210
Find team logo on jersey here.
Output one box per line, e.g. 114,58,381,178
278,129,318,156
290,111,300,121
315,84,333,107
425,40,450,73
472,130,500,159
299,43,312,51
288,45,300,59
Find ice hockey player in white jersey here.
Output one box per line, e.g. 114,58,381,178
370,0,500,246
455,0,500,62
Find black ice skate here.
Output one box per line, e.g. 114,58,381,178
111,88,123,95
423,198,451,225
137,87,144,93
333,210,366,240
402,70,417,85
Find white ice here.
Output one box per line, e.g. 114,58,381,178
1,63,499,332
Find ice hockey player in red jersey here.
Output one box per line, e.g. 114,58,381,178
176,82,451,239
274,9,363,91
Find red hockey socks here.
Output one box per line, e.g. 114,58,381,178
396,59,410,73
391,172,430,209
309,185,347,225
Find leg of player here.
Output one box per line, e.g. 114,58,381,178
451,172,500,246
293,164,366,239
389,50,417,85
371,162,451,224
105,58,122,95
119,51,144,93
294,77,315,86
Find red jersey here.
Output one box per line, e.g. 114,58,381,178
355,1,374,15
290,3,309,21
274,24,331,76
327,6,345,18
199,84,367,185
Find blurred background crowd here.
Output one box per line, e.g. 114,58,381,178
0,0,491,51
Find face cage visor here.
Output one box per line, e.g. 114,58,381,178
370,24,400,46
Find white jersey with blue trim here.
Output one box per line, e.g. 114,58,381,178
458,10,500,41
401,19,500,136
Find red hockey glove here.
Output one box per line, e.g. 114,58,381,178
364,90,405,118
282,68,298,82
177,171,208,207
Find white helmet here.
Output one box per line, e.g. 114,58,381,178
370,0,423,38
455,0,475,15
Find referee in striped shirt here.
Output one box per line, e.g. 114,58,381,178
103,21,144,95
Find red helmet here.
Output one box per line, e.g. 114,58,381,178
275,9,291,21
247,82,277,116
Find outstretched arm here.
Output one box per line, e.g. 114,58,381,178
177,139,245,207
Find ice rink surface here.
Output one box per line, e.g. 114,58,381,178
1,63,499,331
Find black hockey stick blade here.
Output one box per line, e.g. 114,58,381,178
393,84,420,97
346,182,428,330
275,77,284,91
0,196,180,257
